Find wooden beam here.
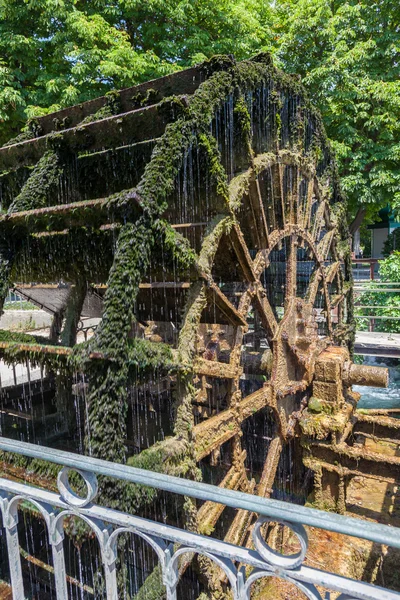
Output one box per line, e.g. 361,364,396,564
26,66,204,137
253,288,278,339
248,179,270,248
0,103,172,172
230,224,257,282
317,229,335,260
256,436,282,498
197,465,244,534
1,191,142,234
206,281,247,327
325,261,341,284
194,385,273,460
194,358,240,379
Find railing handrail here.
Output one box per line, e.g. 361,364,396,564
1,436,399,551
352,258,379,264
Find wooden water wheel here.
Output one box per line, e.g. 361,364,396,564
0,54,388,593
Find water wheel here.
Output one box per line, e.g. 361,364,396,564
0,53,352,491
0,53,388,594
167,147,353,539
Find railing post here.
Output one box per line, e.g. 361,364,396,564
49,514,68,600
93,519,118,600
0,495,25,600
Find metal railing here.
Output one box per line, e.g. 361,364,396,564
352,258,380,282
0,437,399,600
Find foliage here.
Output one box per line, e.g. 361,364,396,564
357,252,400,333
272,0,400,222
3,300,39,311
0,0,272,145
379,251,400,283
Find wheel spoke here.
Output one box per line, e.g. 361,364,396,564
311,199,327,241
194,357,240,379
206,280,247,326
230,223,257,282
302,177,316,230
256,435,283,498
253,287,279,339
197,464,244,534
194,385,273,459
317,229,335,260
285,234,298,301
224,504,255,547
305,269,322,306
325,260,341,284
249,178,270,248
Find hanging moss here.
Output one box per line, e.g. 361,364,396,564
8,150,65,213
79,90,122,126
233,95,253,165
153,219,197,271
197,133,229,200
131,88,161,109
0,329,55,345
3,130,35,148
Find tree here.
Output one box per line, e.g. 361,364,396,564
272,0,400,227
0,0,272,145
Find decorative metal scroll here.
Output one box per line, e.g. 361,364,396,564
0,448,399,600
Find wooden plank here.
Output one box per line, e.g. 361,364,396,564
27,66,204,136
355,315,400,320
138,282,191,289
1,192,142,233
194,358,240,379
354,288,400,293
230,224,257,282
0,103,172,172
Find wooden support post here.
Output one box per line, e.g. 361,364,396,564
57,279,88,435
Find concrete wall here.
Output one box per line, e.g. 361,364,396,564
372,227,388,258
0,309,52,331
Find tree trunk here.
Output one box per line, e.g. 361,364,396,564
353,227,361,256
349,207,366,235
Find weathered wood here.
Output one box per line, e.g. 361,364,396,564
29,66,205,137
1,192,142,233
194,358,240,379
194,386,273,459
0,103,175,172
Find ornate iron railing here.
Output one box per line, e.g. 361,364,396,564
0,437,399,600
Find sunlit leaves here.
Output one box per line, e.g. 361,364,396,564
0,0,273,145
273,0,400,221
